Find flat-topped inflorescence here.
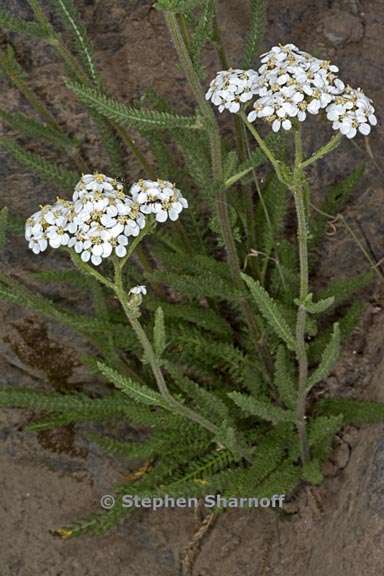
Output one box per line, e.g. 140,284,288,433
206,43,377,138
25,174,188,265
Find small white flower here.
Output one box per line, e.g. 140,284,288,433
129,285,147,296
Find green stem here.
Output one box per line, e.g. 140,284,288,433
240,112,288,185
212,9,230,69
27,0,89,83
113,260,218,435
212,5,256,244
291,126,309,464
164,11,263,351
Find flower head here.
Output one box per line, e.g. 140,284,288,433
69,175,138,265
25,173,188,266
130,179,188,223
25,198,74,254
248,44,345,131
75,173,123,195
326,86,377,139
205,69,260,113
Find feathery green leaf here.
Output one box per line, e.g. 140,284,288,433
0,8,49,38
0,108,75,150
97,362,168,408
307,322,340,391
317,398,384,426
67,81,203,130
274,346,296,410
0,138,79,190
242,0,266,68
228,391,294,424
242,273,296,350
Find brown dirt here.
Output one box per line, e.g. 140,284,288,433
1,0,384,575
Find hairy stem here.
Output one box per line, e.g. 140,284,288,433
292,126,310,464
113,260,219,435
240,112,287,184
164,11,263,352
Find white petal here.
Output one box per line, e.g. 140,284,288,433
102,243,113,258
228,101,241,113
39,238,48,251
92,244,104,257
340,120,352,135
115,244,127,258
156,210,168,223
272,119,281,132
307,100,321,115
346,126,357,139
81,250,91,263
117,234,129,246
282,119,292,130
91,254,102,266
369,114,377,126
358,123,371,136
169,207,180,221
49,236,62,249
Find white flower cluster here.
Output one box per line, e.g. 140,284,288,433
206,44,377,138
25,174,188,266
205,69,260,113
326,86,377,139
130,179,188,223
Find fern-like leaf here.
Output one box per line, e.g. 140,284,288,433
316,398,384,426
0,8,49,38
49,0,97,83
97,362,168,408
0,138,79,190
0,108,75,150
242,273,296,350
274,345,296,410
242,0,266,68
228,391,294,424
307,323,340,391
67,81,203,130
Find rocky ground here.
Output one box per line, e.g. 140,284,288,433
0,0,384,574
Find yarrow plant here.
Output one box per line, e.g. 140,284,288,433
0,0,382,539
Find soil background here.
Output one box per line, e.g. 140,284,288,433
0,1,384,575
